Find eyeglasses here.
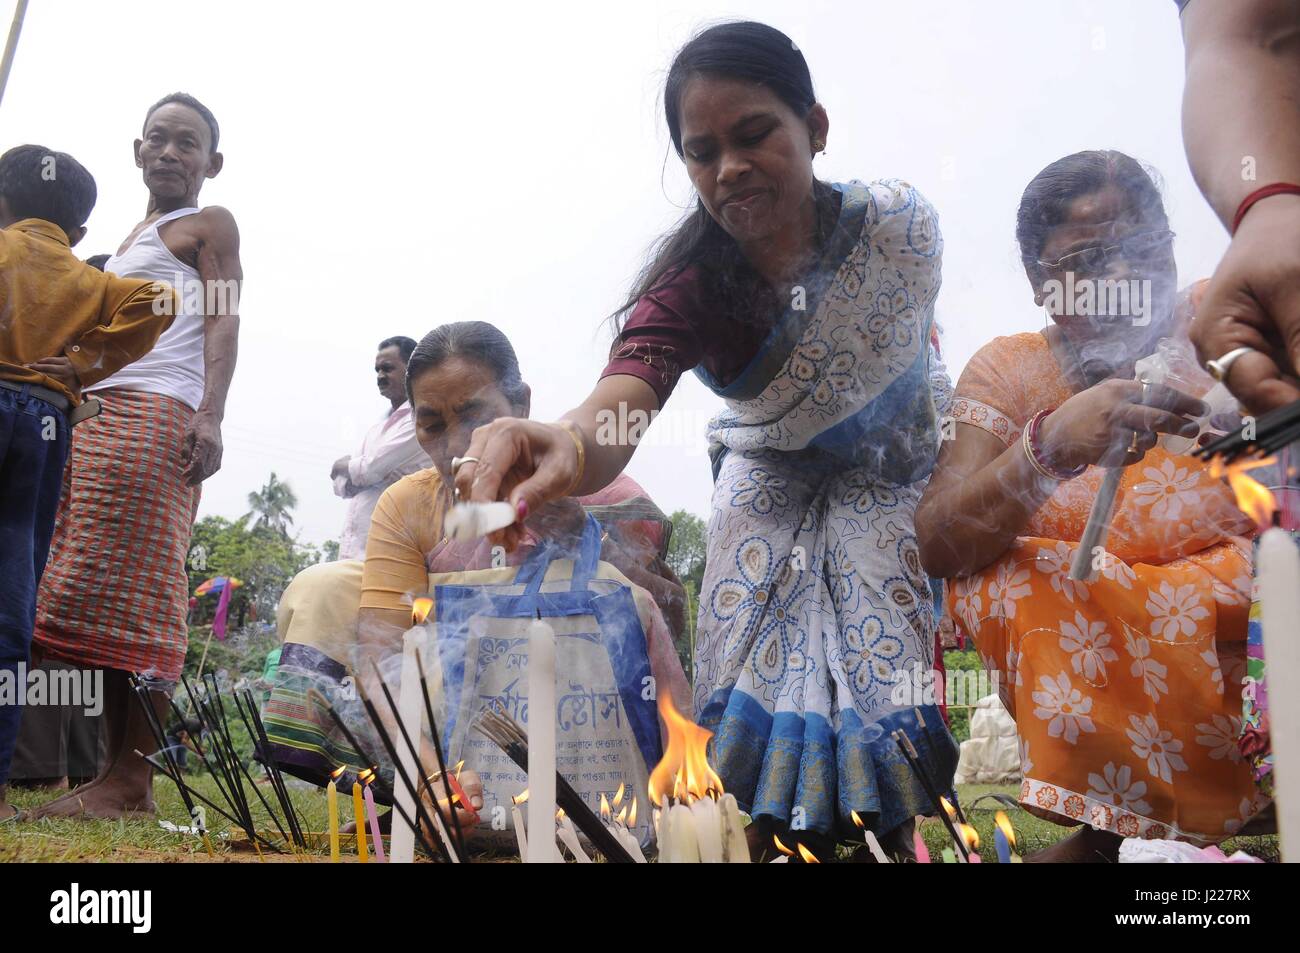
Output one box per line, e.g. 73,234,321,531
1036,229,1176,272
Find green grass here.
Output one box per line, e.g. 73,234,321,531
922,784,1279,863
1,774,332,863
2,777,1279,862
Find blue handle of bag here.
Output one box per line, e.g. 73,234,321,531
513,513,603,594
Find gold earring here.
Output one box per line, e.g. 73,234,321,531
812,139,825,153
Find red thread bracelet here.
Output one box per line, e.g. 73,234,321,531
1231,183,1300,235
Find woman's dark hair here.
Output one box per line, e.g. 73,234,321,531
405,321,528,407
611,21,819,337
1015,150,1169,279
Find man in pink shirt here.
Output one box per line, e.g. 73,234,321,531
331,336,430,559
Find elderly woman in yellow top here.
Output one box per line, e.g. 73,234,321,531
916,152,1266,862
264,321,689,831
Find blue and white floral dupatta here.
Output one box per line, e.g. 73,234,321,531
694,179,958,837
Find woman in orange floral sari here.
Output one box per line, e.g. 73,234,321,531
916,151,1267,862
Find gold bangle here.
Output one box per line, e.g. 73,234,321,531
1022,422,1061,483
556,420,587,497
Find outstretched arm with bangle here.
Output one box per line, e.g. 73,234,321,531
452,374,661,551
1181,0,1300,411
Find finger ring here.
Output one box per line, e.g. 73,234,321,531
1206,346,1256,382
451,456,480,476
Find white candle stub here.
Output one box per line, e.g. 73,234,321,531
444,501,516,541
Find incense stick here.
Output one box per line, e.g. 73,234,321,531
365,665,467,863
131,677,282,852
1068,465,1123,581
135,748,280,851
232,689,303,847
891,728,969,861
179,676,252,834
357,693,461,863
474,706,636,863
128,676,196,820
238,688,306,846
1198,397,1300,464
318,697,445,862
412,647,467,859
204,686,291,844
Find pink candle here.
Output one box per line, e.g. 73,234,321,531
913,817,930,863
363,775,386,863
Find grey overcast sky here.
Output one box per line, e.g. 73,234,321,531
2,0,1223,546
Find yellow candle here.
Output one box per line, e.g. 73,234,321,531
327,775,340,863
352,781,369,863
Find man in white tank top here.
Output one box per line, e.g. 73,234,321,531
32,94,244,821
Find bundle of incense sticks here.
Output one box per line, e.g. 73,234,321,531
891,728,970,862
194,673,307,848
474,706,637,863
1198,396,1300,464
359,660,469,863
129,673,297,853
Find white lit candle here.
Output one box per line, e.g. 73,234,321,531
527,615,560,862
1258,523,1300,860
512,791,528,859
718,794,749,863
690,796,723,862
390,616,429,864
661,803,700,863
556,811,592,863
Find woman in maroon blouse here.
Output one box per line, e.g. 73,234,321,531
454,20,954,861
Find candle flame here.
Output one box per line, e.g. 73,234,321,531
994,811,1016,849
1210,457,1278,527
612,783,625,809
411,596,434,624
850,809,865,829
647,693,724,807
358,767,375,786
513,788,529,805
959,822,980,850
628,796,638,829
329,765,345,781
940,796,956,820
796,843,819,863
600,792,611,821
773,834,795,857
616,804,628,825
453,760,464,778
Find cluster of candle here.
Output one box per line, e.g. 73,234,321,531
769,807,1021,863
654,789,749,862
599,785,647,862
323,765,386,863
510,785,649,862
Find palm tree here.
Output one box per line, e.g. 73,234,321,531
246,472,298,538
